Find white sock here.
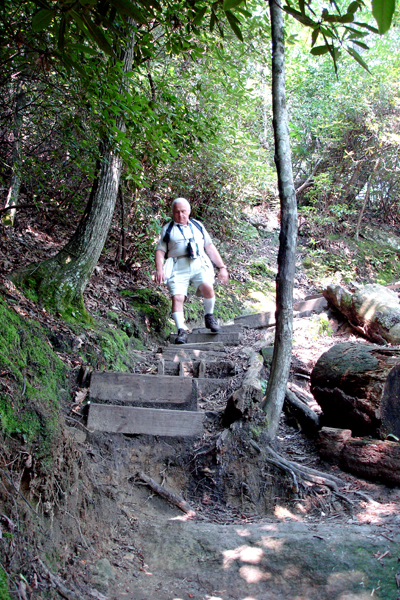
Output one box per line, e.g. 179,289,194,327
172,312,185,331
203,297,215,315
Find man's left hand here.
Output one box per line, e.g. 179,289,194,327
217,267,229,285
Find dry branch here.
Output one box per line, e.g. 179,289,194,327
284,387,320,435
136,472,196,517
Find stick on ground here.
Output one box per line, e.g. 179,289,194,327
136,472,196,517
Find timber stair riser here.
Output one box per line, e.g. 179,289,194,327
169,331,242,346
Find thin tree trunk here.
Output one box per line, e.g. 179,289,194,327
260,0,297,440
13,28,135,313
355,157,380,240
3,76,25,226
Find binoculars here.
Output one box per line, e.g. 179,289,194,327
187,239,199,259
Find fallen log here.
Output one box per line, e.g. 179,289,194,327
283,388,320,435
317,427,400,486
323,283,400,344
311,341,400,438
223,351,263,425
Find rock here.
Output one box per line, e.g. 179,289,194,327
92,558,115,590
361,225,400,253
311,341,400,437
324,283,400,344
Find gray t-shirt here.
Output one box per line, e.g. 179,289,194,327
156,220,212,258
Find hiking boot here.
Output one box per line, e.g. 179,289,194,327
204,313,221,333
175,329,188,344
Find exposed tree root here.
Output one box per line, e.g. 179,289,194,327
264,445,344,492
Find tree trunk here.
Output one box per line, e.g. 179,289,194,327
260,0,297,440
3,75,25,227
12,29,135,315
311,342,400,438
317,427,400,486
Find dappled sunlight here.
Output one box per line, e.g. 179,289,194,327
235,528,252,537
238,565,271,583
260,524,278,532
222,545,264,568
259,537,285,552
283,565,301,579
274,505,303,521
327,570,366,595
355,500,399,524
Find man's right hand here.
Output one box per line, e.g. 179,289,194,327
154,268,164,285
154,249,166,285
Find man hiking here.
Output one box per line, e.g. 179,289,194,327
154,198,229,344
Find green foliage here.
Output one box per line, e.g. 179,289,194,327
311,313,333,338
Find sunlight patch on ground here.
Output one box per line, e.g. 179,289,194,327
238,565,271,583
274,505,303,521
259,537,285,552
222,545,264,568
235,528,252,537
356,500,399,524
246,290,275,313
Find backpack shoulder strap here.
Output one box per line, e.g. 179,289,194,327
162,221,174,244
190,218,205,238
162,221,174,258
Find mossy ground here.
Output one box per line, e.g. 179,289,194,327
121,287,172,337
0,294,67,447
300,235,400,287
0,568,11,600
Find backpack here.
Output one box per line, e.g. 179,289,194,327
163,219,205,258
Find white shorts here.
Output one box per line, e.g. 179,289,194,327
165,256,215,297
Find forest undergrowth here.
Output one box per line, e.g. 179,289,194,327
0,202,400,599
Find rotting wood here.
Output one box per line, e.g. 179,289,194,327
223,351,264,425
136,472,196,517
317,427,400,486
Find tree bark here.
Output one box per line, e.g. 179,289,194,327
261,0,297,440
12,28,135,314
3,75,25,227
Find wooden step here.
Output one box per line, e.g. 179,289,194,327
192,324,244,334
89,372,197,410
293,296,328,314
160,348,227,363
162,360,234,378
169,332,242,346
234,311,275,329
87,404,203,437
162,342,225,352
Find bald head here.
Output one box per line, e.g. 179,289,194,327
172,197,191,225
172,197,191,212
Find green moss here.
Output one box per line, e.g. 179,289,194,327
12,265,93,325
0,568,12,600
0,294,67,448
121,288,171,334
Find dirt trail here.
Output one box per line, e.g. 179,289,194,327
77,428,400,600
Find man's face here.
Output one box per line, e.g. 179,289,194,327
173,202,190,225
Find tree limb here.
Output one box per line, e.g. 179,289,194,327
135,472,196,517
